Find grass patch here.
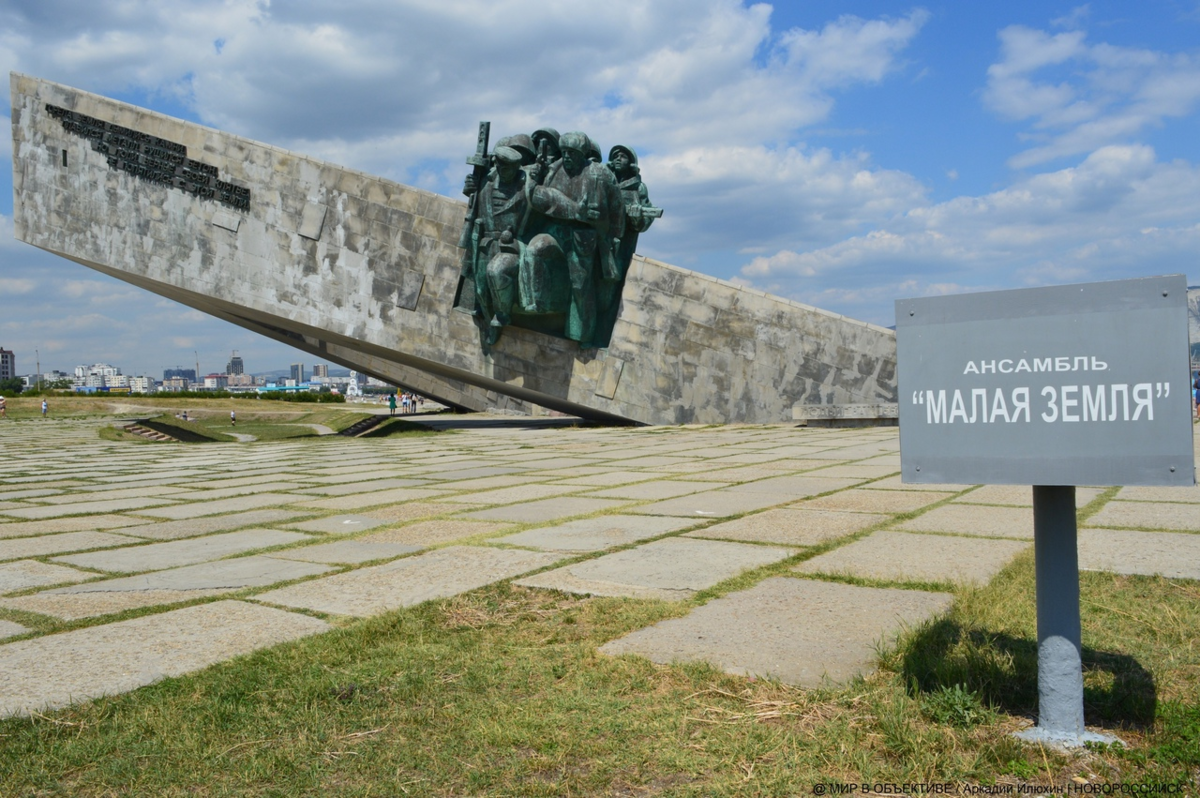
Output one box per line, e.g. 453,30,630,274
2,559,1198,793
136,409,376,442
358,418,441,438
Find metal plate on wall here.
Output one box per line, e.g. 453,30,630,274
896,275,1195,486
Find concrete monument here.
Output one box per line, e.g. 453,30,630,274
10,74,897,424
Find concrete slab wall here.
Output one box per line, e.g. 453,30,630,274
11,74,897,424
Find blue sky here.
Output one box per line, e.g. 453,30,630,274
2,0,1199,378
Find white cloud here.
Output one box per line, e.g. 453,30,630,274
739,144,1200,324
984,23,1200,168
0,1,927,186
0,277,37,294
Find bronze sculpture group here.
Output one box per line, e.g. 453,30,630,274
457,124,661,349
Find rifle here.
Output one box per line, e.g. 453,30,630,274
457,121,491,254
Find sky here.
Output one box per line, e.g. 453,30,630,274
2,0,1200,378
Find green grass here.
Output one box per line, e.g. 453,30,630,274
2,553,1198,795
141,409,373,442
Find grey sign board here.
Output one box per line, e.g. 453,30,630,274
896,275,1195,486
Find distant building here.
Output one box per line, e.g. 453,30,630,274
164,367,197,382
129,376,155,394
226,373,255,388
161,376,190,392
290,363,305,383
75,363,121,386
312,364,329,378
204,374,228,390
0,348,14,381
226,352,244,375
23,370,69,388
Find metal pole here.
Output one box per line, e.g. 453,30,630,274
1016,486,1117,747
1032,485,1084,736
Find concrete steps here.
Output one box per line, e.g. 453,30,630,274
338,415,387,438
123,424,179,442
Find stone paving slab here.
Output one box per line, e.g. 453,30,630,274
430,475,547,492
805,464,900,479
0,496,180,520
186,473,322,490
51,529,312,573
298,478,431,496
460,497,630,524
1084,501,1200,531
0,619,29,640
599,577,953,687
0,531,144,561
685,508,888,547
0,560,91,593
269,540,423,564
895,504,1034,539
952,485,1102,507
166,483,321,501
0,502,35,512
800,489,953,515
793,530,1029,586
550,471,662,487
1113,485,1200,504
117,509,310,541
285,514,390,535
135,493,305,520
628,489,794,519
360,519,513,547
0,589,231,620
429,466,538,480
584,480,728,501
292,487,449,512
361,502,471,524
43,556,335,593
515,538,796,600
495,515,702,552
33,486,190,505
0,488,64,501
441,483,584,506
302,469,413,484
0,600,329,718
863,476,972,492
722,476,863,498
1078,529,1200,580
256,546,562,617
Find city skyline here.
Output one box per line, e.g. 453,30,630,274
4,1,1200,373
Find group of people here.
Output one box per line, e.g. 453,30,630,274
387,392,421,416
460,127,661,348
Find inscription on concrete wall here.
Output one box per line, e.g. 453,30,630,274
45,104,250,211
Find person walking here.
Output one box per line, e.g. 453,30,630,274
41,399,48,418
388,393,397,417
230,409,236,426
0,395,7,418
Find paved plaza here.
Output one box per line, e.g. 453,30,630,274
1,416,1197,715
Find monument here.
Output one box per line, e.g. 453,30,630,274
10,74,897,424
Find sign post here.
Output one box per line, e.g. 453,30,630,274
896,275,1195,746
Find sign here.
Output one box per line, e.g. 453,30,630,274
896,275,1195,486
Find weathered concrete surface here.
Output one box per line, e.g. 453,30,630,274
255,546,560,617
0,601,329,718
11,74,897,424
51,529,311,573
599,577,953,687
514,537,796,599
684,507,887,546
496,515,700,552
793,531,1029,586
1078,529,1200,579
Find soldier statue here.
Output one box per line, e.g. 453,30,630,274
457,124,660,350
